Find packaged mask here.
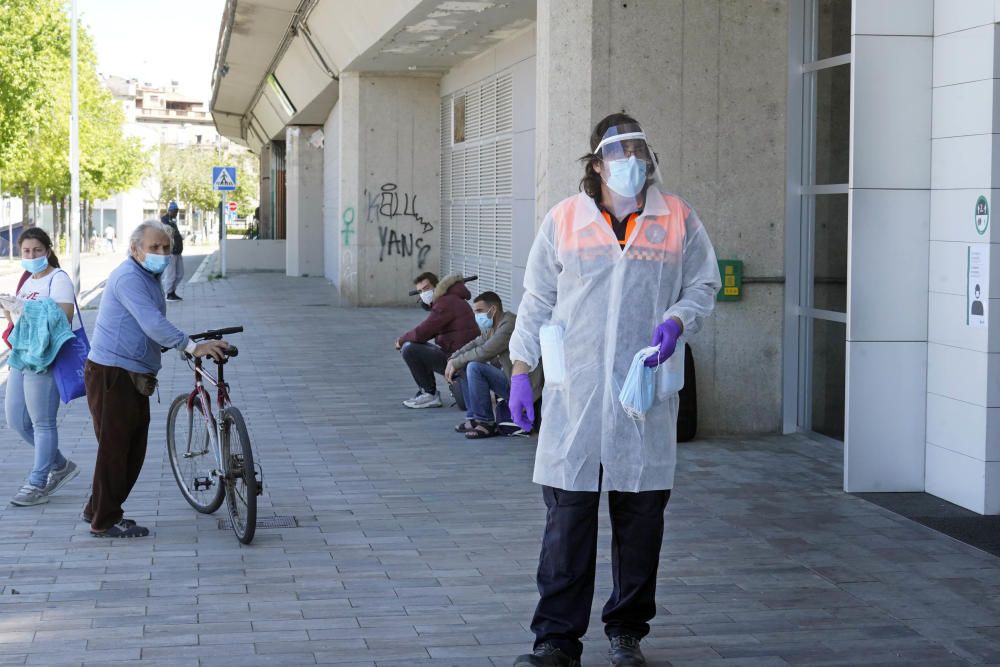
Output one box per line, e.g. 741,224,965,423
657,342,686,396
539,323,566,385
620,346,659,420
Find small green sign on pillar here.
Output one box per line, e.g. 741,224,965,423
975,195,989,236
717,259,743,301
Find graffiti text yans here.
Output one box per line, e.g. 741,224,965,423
379,227,432,269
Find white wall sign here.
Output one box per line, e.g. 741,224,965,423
967,243,989,328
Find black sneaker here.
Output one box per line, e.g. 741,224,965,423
609,635,646,666
166,293,182,302
513,641,580,667
91,519,149,538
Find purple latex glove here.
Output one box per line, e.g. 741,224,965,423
644,318,683,368
509,373,535,432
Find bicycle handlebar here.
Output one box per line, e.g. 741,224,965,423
407,275,478,297
190,326,243,341
159,326,243,355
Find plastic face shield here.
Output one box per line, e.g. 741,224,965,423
594,124,661,208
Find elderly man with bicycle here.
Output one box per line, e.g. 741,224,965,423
83,220,229,538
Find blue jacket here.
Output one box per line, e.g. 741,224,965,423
8,299,75,373
88,258,188,375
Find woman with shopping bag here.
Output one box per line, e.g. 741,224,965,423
3,228,83,507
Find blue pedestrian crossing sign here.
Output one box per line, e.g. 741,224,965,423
212,166,237,191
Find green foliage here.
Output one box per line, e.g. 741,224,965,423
159,144,258,215
0,0,65,172
0,0,149,200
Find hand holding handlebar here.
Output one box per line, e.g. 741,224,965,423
194,339,231,363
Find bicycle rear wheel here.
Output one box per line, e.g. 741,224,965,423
221,407,257,544
167,392,224,513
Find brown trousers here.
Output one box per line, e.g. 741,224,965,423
84,361,150,531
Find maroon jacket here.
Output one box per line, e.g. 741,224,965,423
399,274,479,354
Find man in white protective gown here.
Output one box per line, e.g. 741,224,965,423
507,113,722,667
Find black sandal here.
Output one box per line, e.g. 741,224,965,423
91,519,149,538
465,421,498,439
455,419,475,433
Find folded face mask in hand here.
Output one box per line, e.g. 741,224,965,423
620,346,659,420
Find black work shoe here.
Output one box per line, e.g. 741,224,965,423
609,635,646,666
513,641,580,667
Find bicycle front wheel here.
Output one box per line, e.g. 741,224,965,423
221,407,257,544
167,392,224,513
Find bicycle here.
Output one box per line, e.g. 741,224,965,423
165,326,262,544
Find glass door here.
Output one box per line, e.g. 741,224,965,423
785,0,851,439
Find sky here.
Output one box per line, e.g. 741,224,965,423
78,0,226,103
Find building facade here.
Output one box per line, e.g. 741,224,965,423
210,0,1000,515
95,76,237,241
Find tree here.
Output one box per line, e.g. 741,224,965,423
159,143,258,220
0,0,65,181
0,0,148,210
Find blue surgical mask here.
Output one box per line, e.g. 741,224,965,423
142,252,171,274
475,312,493,331
21,256,48,274
606,156,647,197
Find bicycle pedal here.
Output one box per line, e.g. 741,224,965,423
193,476,213,491
254,463,264,496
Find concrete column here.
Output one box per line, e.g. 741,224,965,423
336,73,441,306
535,0,787,435
843,2,933,493
285,125,324,277
323,102,341,287
923,2,1000,514
258,142,273,240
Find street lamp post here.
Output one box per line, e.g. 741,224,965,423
68,0,81,294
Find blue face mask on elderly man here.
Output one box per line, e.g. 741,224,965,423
142,253,171,274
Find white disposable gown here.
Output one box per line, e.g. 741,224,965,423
509,186,721,492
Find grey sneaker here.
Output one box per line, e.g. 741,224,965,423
403,390,443,409
10,484,48,507
44,460,79,495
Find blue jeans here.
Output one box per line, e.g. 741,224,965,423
5,367,65,488
456,362,510,423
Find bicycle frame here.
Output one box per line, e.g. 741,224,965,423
182,354,231,487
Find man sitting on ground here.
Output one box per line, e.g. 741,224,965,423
446,291,544,438
396,272,480,409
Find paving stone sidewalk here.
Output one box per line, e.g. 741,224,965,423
0,271,997,667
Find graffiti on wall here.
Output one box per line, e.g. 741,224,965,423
366,183,434,269
341,207,355,247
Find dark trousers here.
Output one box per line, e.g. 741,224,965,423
401,341,448,394
84,361,150,531
531,485,671,659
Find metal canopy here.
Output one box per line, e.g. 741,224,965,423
210,0,537,150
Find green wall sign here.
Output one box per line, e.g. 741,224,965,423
975,195,989,235
717,259,743,301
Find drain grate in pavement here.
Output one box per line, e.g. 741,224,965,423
218,515,298,530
